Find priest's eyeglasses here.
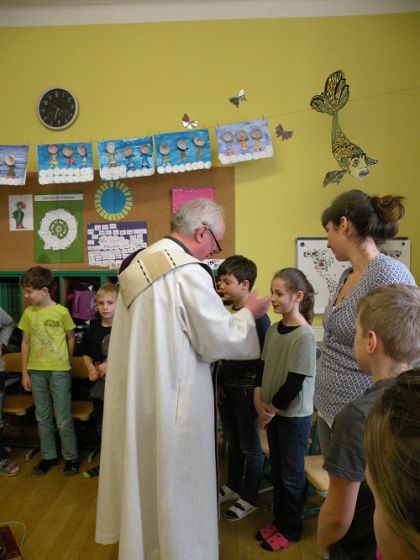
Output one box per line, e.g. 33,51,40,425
202,222,222,255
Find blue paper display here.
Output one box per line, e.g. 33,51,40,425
154,129,211,174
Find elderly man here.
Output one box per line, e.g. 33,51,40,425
96,198,270,560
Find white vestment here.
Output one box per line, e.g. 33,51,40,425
96,238,260,560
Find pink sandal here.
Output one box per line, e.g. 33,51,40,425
256,524,278,542
261,531,295,552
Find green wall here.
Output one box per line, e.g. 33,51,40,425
1,13,419,304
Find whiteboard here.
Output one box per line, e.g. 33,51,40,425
296,237,410,314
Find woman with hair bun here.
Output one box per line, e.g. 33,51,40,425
314,189,416,456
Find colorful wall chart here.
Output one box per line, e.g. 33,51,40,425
0,145,29,186
34,193,84,263
87,221,148,267
216,119,273,164
37,142,94,185
98,136,155,180
171,187,214,213
154,129,212,174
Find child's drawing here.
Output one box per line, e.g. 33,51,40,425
38,142,94,184
0,145,29,185
154,130,211,174
216,119,273,164
310,70,378,187
97,136,155,180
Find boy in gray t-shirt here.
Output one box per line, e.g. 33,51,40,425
317,285,420,560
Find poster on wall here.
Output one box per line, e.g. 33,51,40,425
8,194,34,231
34,193,84,263
0,145,29,186
215,119,273,165
94,181,133,220
296,237,410,314
172,187,214,213
37,142,94,185
97,136,155,180
87,221,148,267
154,130,212,174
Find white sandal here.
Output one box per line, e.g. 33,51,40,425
222,498,257,521
219,485,240,504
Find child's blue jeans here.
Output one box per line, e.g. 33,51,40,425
219,387,263,505
30,370,78,461
267,413,312,541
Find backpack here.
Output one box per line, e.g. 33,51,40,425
71,288,98,321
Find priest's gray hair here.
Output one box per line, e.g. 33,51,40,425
171,197,225,236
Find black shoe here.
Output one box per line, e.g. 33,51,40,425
63,458,80,476
32,458,58,476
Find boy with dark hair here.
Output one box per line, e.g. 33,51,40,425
217,255,270,520
19,266,79,476
317,284,420,559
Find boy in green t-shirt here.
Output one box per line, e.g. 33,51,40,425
19,266,79,477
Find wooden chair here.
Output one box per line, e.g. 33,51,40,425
2,352,39,460
69,356,97,462
304,419,329,516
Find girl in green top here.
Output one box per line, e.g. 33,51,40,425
254,268,317,552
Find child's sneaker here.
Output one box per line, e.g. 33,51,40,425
32,458,58,476
0,459,20,477
82,465,100,479
63,458,80,476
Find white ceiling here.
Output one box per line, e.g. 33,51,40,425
0,0,419,27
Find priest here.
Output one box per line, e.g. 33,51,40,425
96,197,270,560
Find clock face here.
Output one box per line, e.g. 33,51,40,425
37,87,79,130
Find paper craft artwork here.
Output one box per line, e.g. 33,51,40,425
0,145,29,185
34,193,83,263
216,119,273,164
229,89,247,108
94,181,133,220
297,237,410,314
37,142,94,185
172,187,215,213
97,136,155,180
154,130,212,174
182,114,199,129
9,194,34,231
310,70,378,187
87,221,148,267
275,123,293,141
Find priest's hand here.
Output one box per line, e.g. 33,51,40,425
245,290,271,319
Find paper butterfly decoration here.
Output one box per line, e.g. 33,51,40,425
275,123,293,141
182,113,199,129
229,89,247,108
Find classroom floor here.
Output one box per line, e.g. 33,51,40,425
0,446,322,560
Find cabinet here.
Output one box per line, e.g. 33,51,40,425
0,270,118,322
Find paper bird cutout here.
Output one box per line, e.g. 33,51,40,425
182,113,199,129
275,123,293,141
229,89,247,108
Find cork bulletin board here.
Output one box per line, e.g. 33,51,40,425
0,167,235,271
